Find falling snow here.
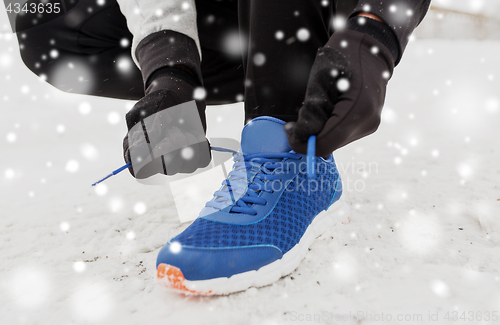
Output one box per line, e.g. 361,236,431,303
222,30,243,57
252,53,266,66
107,111,120,125
65,160,79,173
169,241,182,254
126,231,136,240
56,124,66,133
80,143,99,161
5,168,15,179
60,222,70,232
332,15,346,30
120,38,130,48
133,202,147,215
1,11,500,325
6,132,16,142
181,147,194,160
296,28,310,42
193,87,207,100
108,197,124,213
73,261,86,273
94,183,108,196
117,57,133,73
336,78,350,91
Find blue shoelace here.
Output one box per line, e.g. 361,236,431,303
204,151,302,215
91,135,317,187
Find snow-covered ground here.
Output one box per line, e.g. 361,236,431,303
1,34,500,324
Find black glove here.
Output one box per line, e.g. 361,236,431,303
123,30,211,179
284,29,395,157
123,79,211,179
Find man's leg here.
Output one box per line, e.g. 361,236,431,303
16,0,144,100
195,0,245,105
122,0,246,178
238,0,334,122
16,0,245,104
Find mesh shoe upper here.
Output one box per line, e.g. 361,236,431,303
156,116,342,280
172,157,341,254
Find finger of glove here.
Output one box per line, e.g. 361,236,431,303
284,122,306,155
289,103,328,142
314,45,391,157
127,128,154,176
285,47,352,153
161,148,183,176
284,91,342,155
314,97,383,157
123,135,131,164
158,125,198,175
293,52,348,140
197,139,211,168
125,90,174,130
285,85,353,155
123,90,177,178
138,119,209,176
122,135,135,177
173,130,199,174
288,90,376,157
133,157,164,179
131,137,209,178
174,131,211,174
181,139,211,173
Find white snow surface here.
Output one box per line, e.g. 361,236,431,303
1,38,500,324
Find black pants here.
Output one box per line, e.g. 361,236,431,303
17,0,356,121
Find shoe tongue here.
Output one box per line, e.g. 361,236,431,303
241,117,291,155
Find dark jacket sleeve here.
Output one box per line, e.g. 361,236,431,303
349,0,431,64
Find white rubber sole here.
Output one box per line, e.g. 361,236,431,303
157,195,350,295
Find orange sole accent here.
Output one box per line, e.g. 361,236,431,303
157,263,214,295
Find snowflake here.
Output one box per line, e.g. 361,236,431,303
109,197,123,213
431,280,450,298
296,28,310,42
336,78,349,91
331,15,346,30
6,132,16,143
4,168,15,179
60,222,70,232
193,87,206,100
253,53,266,66
65,159,79,173
78,102,92,115
56,124,65,133
170,241,182,253
117,57,132,72
49,49,59,59
107,111,120,125
80,143,99,161
134,202,147,215
94,183,108,196
120,38,130,48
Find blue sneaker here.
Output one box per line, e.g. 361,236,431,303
156,116,349,295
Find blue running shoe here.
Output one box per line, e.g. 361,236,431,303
156,116,350,295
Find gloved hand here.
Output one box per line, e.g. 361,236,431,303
122,29,211,179
123,85,211,179
284,29,395,157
